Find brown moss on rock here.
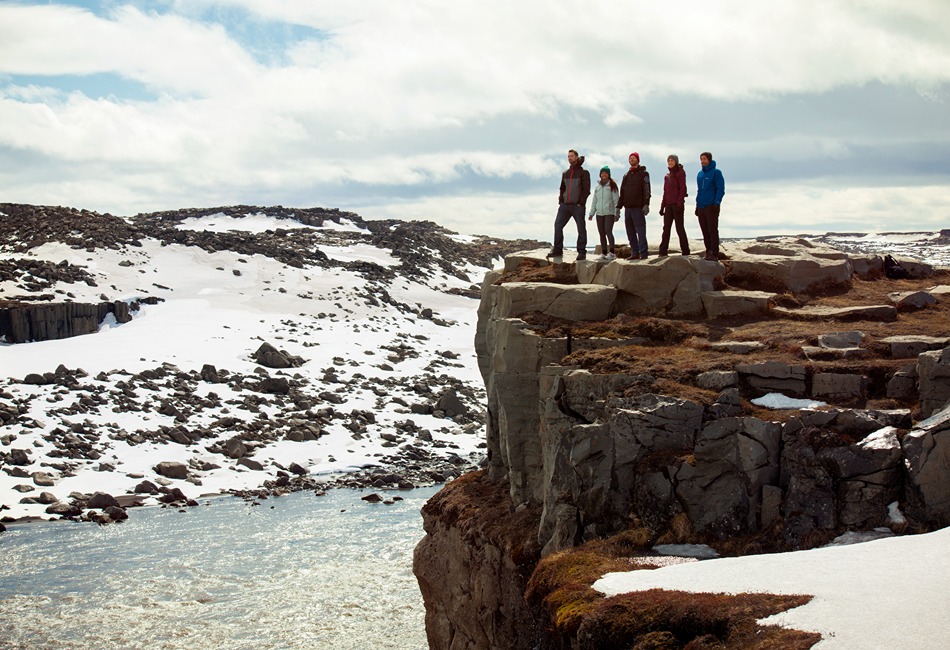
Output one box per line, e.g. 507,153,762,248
577,589,819,649
420,469,542,569
525,530,820,649
494,259,580,285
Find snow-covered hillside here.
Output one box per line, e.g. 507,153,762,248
0,204,543,522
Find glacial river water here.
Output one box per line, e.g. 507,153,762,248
0,487,438,649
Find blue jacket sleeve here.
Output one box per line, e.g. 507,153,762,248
714,170,725,205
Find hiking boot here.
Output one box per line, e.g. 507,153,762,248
605,252,616,261
546,249,562,258
598,254,609,262
576,251,586,261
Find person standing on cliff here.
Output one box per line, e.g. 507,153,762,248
618,152,651,260
547,149,591,261
695,151,725,261
587,166,620,261
658,154,690,256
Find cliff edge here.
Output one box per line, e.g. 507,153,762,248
415,238,950,648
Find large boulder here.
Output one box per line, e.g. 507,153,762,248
723,238,853,294
593,255,717,316
701,290,773,319
493,282,616,322
252,342,303,369
153,461,189,480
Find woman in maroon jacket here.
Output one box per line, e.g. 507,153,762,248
658,154,690,256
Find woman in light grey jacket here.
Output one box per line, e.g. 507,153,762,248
587,166,620,260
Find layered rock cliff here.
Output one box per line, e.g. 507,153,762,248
414,238,950,649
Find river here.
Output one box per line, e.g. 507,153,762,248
0,487,437,649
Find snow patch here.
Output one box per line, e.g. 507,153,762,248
750,392,827,409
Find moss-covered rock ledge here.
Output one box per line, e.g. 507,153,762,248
415,470,822,649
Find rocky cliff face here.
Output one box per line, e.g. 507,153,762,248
414,239,950,648
0,300,137,343
414,471,542,650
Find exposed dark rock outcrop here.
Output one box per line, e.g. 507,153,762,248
0,300,136,343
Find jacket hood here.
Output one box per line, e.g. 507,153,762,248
702,159,717,172
574,155,586,167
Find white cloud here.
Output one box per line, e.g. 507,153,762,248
0,1,948,237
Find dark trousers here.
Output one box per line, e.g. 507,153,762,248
553,204,587,253
659,203,690,255
623,206,648,258
595,214,616,253
696,204,720,255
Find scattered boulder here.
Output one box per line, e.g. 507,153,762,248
253,342,304,369
225,437,248,459
153,461,189,480
9,448,31,466
86,491,121,509
237,457,265,471
133,480,160,495
435,388,467,417
31,471,56,486
45,501,82,517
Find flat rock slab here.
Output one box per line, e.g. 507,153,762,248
801,345,870,361
503,248,583,272
709,341,767,354
817,331,865,349
723,237,853,293
889,290,938,310
772,304,898,322
701,290,774,319
494,282,617,321
879,335,950,358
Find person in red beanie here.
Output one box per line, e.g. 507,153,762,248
617,152,651,259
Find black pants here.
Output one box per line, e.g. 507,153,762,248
659,203,689,255
595,214,616,254
696,204,720,255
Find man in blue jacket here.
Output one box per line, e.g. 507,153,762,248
548,149,591,260
695,152,725,261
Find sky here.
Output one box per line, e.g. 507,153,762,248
2,1,950,241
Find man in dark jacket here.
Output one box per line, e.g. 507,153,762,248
695,151,725,261
618,152,651,259
548,149,591,260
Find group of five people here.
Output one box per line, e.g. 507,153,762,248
549,149,725,262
